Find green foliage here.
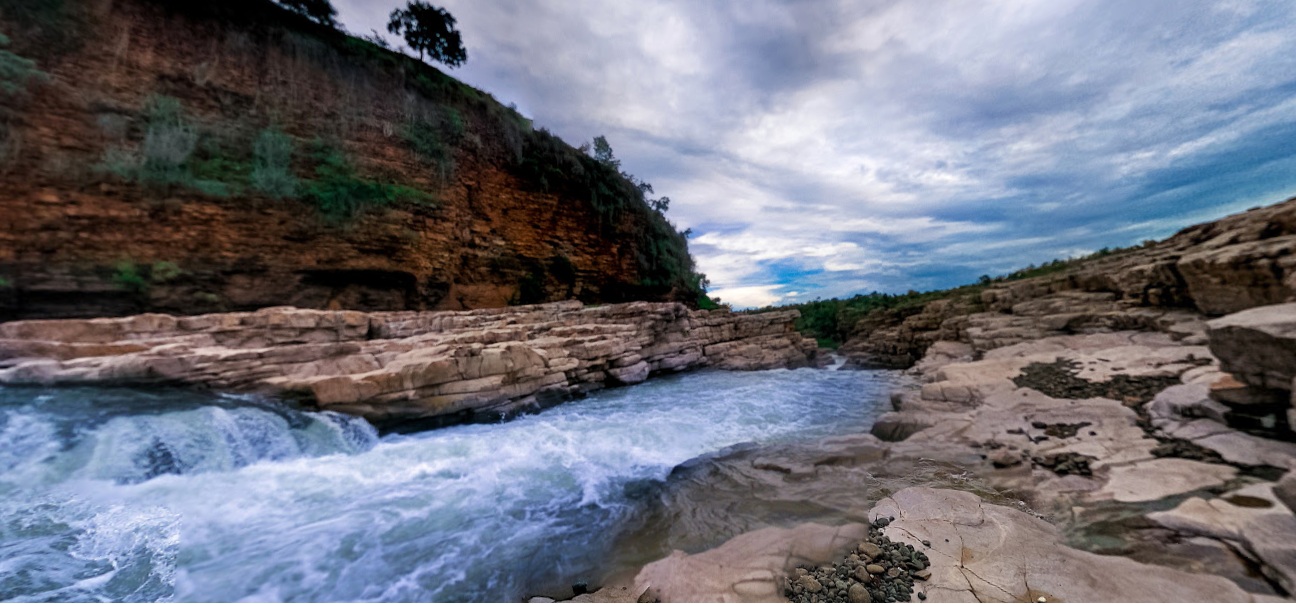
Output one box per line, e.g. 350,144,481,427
591,135,619,170
251,128,298,198
139,96,198,186
0,276,11,288
0,33,47,97
772,243,1146,345
112,262,148,293
150,261,184,283
192,155,251,185
515,129,702,301
99,95,203,190
387,1,466,67
696,293,721,310
303,141,428,219
401,110,462,181
276,0,337,27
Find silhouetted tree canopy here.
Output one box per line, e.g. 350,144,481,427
277,0,337,27
387,1,466,68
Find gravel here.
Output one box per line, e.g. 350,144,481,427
786,517,930,603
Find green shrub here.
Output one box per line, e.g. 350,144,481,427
138,96,198,186
401,109,463,182
150,261,183,283
112,262,148,293
251,128,298,198
0,33,47,97
98,95,200,190
304,141,428,219
0,276,11,288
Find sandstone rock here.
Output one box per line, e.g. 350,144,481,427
0,302,816,426
631,523,869,603
1149,483,1296,593
874,487,1259,602
1094,458,1236,503
1208,303,1296,392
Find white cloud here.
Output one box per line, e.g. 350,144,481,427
709,285,787,308
338,0,1296,301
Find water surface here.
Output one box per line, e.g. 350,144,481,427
0,367,899,602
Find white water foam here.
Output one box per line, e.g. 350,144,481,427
0,368,898,602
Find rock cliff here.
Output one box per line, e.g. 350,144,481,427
0,0,699,320
0,301,819,428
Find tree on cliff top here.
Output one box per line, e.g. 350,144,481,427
277,0,338,28
387,1,466,68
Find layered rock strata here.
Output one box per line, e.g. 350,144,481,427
582,296,1296,602
842,197,1296,369
0,301,818,426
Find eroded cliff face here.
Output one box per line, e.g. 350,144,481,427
840,196,1296,368
0,0,694,320
0,301,821,428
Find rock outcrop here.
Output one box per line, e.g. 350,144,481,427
841,197,1296,369
0,301,818,427
610,488,1264,603
0,0,698,320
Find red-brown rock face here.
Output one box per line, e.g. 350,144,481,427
0,0,692,320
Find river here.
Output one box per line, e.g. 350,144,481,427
0,366,900,602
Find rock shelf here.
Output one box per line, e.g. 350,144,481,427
0,301,819,427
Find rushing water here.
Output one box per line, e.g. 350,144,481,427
0,367,900,602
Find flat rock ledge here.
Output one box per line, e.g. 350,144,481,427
0,301,819,426
615,487,1264,603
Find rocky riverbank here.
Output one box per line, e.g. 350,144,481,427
570,297,1296,603
567,199,1296,603
0,301,821,428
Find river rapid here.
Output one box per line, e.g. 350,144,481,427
0,366,901,602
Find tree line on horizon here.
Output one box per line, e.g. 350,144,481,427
277,0,466,68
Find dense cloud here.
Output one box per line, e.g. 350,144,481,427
338,0,1296,307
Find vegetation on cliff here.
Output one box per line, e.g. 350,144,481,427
0,0,711,316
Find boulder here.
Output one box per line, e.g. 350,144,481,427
1208,303,1296,392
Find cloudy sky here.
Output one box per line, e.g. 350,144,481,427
336,0,1296,307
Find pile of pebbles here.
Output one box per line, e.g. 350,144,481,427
786,517,931,603
1012,359,1179,406
1030,451,1095,476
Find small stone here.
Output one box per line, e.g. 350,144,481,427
921,540,931,547
572,582,588,596
854,567,871,582
866,564,886,575
914,569,932,581
848,583,872,603
918,592,927,601
795,567,809,577
886,567,901,578
858,542,883,559
1031,421,1048,429
1037,598,1046,603
798,575,823,593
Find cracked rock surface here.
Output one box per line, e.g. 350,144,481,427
873,487,1263,602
